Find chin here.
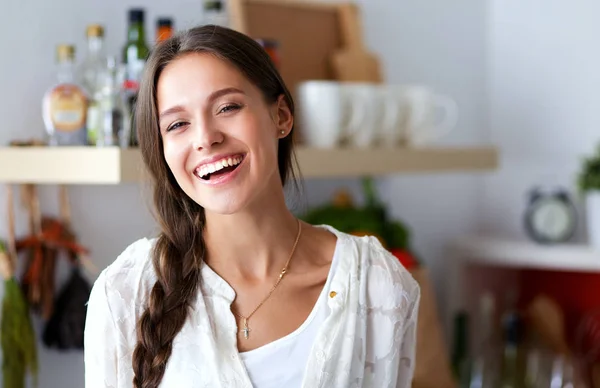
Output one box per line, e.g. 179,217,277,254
201,197,249,216
181,179,259,216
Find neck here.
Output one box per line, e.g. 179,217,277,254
57,60,75,84
87,36,104,57
203,186,300,281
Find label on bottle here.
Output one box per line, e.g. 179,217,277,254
48,85,88,132
124,47,146,93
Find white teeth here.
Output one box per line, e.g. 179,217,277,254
196,155,243,179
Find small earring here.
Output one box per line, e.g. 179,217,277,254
280,130,285,135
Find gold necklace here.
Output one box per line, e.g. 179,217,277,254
232,220,302,340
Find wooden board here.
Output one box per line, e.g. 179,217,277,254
229,0,345,94
329,3,382,82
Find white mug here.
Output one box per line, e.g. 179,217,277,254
296,82,457,149
296,81,352,148
342,82,381,147
377,85,410,147
401,86,459,146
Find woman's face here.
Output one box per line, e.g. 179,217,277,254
157,53,293,215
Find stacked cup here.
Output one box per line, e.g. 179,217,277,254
296,81,459,149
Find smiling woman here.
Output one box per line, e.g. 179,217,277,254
83,25,420,388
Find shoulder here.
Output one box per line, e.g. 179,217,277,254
325,225,420,312
88,237,157,325
102,237,156,282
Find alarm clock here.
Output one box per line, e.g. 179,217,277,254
524,187,578,244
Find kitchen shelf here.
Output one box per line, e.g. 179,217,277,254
0,147,140,185
0,145,499,184
453,236,600,273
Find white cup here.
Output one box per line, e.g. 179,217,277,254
377,85,410,147
296,81,350,148
296,81,455,149
402,86,459,146
342,82,381,147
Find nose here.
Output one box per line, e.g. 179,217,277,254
191,121,224,150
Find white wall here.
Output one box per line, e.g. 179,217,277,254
0,1,489,386
484,0,600,240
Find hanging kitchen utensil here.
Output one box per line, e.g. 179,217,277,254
16,185,95,321
17,184,51,318
42,265,91,350
1,184,38,388
329,4,383,83
56,185,97,276
41,185,93,351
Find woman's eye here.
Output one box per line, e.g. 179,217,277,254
166,121,188,132
218,104,242,115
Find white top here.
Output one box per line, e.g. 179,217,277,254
239,239,338,388
84,225,421,388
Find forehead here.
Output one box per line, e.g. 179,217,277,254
157,53,248,104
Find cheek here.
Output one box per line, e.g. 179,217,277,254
162,137,189,177
249,114,279,152
237,106,275,141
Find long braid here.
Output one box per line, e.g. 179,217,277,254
132,194,205,388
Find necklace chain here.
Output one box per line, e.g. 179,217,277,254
232,220,302,339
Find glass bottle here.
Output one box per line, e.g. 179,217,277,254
95,57,126,147
203,0,229,27
469,293,500,388
122,8,150,147
81,24,107,94
452,311,470,383
42,45,88,146
156,18,174,44
81,24,107,145
523,334,552,388
499,293,526,388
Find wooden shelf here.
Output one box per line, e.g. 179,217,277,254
296,146,498,177
0,147,140,185
453,236,600,273
0,145,499,184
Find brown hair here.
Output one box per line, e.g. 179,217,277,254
133,25,298,388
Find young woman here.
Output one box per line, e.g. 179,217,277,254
84,25,420,388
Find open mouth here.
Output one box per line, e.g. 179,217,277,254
195,154,245,181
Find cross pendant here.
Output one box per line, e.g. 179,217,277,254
241,318,251,339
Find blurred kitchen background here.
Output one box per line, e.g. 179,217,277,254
1,0,600,387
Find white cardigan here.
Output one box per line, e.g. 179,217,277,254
84,225,421,388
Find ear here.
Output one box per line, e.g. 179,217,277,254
272,94,294,138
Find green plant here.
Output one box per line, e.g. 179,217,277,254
301,177,411,250
578,144,600,192
0,240,39,388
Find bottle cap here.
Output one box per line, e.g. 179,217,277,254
157,18,173,28
128,8,145,23
86,24,104,38
56,44,75,62
204,0,223,11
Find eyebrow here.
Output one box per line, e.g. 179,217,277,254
158,87,246,122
